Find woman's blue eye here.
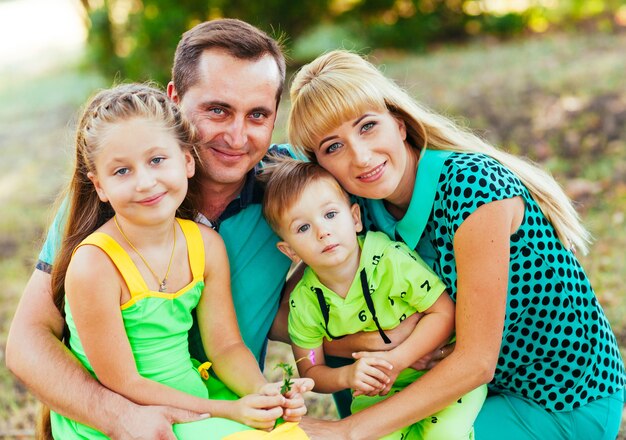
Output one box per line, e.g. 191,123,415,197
326,143,341,154
297,224,310,233
361,122,375,132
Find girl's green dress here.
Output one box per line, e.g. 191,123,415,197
50,218,253,439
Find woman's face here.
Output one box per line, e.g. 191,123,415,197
312,110,417,207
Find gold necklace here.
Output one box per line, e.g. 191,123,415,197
114,216,176,292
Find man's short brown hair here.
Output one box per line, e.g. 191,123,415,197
172,18,286,104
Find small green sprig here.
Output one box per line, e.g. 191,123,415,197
275,362,296,394
274,350,316,394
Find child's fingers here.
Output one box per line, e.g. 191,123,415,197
288,377,315,395
282,398,308,422
359,356,394,372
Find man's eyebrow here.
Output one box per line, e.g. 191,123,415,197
199,100,232,110
250,106,274,115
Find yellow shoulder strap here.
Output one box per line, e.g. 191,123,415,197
73,232,148,296
177,218,205,282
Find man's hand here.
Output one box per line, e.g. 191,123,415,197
111,405,210,440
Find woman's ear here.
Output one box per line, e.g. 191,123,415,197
351,203,363,233
87,172,109,202
277,241,302,265
394,115,407,141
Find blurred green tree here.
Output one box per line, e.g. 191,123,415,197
79,0,626,83
79,0,332,85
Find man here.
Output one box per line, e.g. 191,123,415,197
6,19,293,439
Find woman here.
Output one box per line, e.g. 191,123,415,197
289,50,625,440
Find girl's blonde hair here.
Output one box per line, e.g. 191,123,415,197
51,83,202,318
288,50,590,254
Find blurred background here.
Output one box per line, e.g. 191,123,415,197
1,0,625,437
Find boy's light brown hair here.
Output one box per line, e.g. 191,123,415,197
261,158,350,236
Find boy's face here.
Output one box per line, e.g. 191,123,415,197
276,178,363,272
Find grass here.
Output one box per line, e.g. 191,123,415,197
1,30,625,437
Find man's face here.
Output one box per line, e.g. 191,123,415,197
171,49,281,188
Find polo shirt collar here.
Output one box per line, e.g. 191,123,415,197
365,149,453,249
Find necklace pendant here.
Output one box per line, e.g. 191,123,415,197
159,281,167,292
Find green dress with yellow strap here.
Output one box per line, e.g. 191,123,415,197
50,218,255,439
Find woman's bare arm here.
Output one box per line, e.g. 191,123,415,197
300,197,522,439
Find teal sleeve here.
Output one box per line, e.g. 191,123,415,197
389,241,446,312
37,198,69,271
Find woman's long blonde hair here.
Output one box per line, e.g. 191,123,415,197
288,50,590,254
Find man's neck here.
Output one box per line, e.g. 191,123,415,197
199,177,247,222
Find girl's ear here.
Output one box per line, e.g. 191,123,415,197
87,172,109,202
277,241,302,265
184,151,195,178
351,203,363,234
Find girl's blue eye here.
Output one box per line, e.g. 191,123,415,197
114,168,129,176
151,157,165,165
297,224,310,233
325,211,337,219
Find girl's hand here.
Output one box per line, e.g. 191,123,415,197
232,394,285,430
347,356,392,396
257,381,283,396
281,378,314,422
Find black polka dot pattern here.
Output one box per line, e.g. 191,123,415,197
368,152,625,412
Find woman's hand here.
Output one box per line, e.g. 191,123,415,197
409,342,456,371
231,394,285,430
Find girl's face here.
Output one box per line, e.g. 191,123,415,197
88,117,195,226
312,110,417,207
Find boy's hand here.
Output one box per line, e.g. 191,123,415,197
351,351,401,396
346,356,392,396
233,394,285,430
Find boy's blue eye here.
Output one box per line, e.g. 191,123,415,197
297,224,310,233
325,211,337,219
151,157,165,165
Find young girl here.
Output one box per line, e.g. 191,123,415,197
261,159,486,439
48,84,311,439
287,51,625,439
